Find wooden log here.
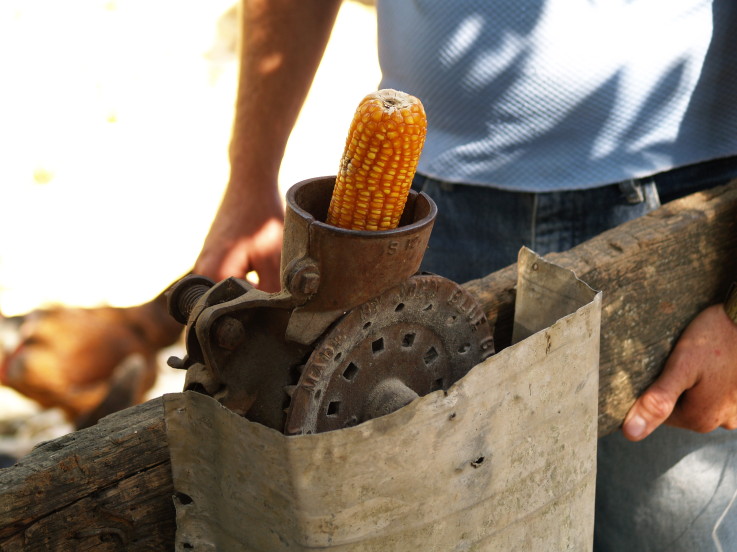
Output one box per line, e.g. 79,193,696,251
465,180,737,436
0,181,734,545
0,397,174,551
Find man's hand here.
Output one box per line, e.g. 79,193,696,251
192,0,341,293
194,182,284,292
622,304,737,441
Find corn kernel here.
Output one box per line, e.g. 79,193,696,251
326,89,427,231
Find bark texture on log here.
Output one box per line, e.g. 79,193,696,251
465,180,737,435
0,397,175,551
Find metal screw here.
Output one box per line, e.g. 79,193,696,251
287,262,321,297
167,275,215,324
297,271,320,295
214,317,246,351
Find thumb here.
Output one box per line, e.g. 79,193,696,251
622,360,695,441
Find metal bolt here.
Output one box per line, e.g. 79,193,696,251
297,271,320,295
363,378,419,420
287,261,321,297
214,317,246,351
167,275,215,324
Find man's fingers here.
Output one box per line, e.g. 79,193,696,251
622,387,677,441
622,305,737,440
253,254,282,293
622,353,698,441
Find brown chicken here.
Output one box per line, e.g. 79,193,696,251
0,293,182,428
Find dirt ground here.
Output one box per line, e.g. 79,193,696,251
0,0,379,464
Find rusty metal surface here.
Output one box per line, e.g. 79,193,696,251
284,275,494,435
168,277,308,430
166,250,601,551
167,176,495,435
282,177,438,344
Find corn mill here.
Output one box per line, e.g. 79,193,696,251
166,90,495,435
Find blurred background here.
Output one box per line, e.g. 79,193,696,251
0,0,379,457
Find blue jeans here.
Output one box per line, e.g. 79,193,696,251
411,156,737,284
411,155,737,551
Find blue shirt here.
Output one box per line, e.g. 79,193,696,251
377,0,737,191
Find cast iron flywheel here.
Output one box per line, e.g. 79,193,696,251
283,274,494,435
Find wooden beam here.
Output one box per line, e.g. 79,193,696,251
0,397,175,550
0,181,733,544
465,180,737,436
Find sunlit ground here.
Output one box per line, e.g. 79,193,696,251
0,0,380,432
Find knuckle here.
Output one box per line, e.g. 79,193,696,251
694,420,719,434
681,411,720,433
640,391,674,421
722,420,737,431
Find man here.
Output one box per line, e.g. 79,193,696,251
194,1,737,548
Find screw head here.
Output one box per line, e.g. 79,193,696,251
214,317,246,351
286,260,321,298
297,271,320,295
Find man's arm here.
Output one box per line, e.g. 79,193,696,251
623,302,737,440
194,0,343,291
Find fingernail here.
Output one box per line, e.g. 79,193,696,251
624,415,647,440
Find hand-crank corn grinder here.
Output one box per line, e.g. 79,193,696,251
166,90,494,435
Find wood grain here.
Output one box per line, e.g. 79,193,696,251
0,181,733,544
0,397,175,550
465,180,737,435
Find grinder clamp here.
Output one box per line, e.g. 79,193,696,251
167,177,494,435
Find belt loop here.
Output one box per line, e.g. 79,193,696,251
643,180,661,210
618,179,645,204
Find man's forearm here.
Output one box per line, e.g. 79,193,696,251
230,0,343,189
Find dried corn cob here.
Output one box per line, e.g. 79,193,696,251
326,89,427,231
